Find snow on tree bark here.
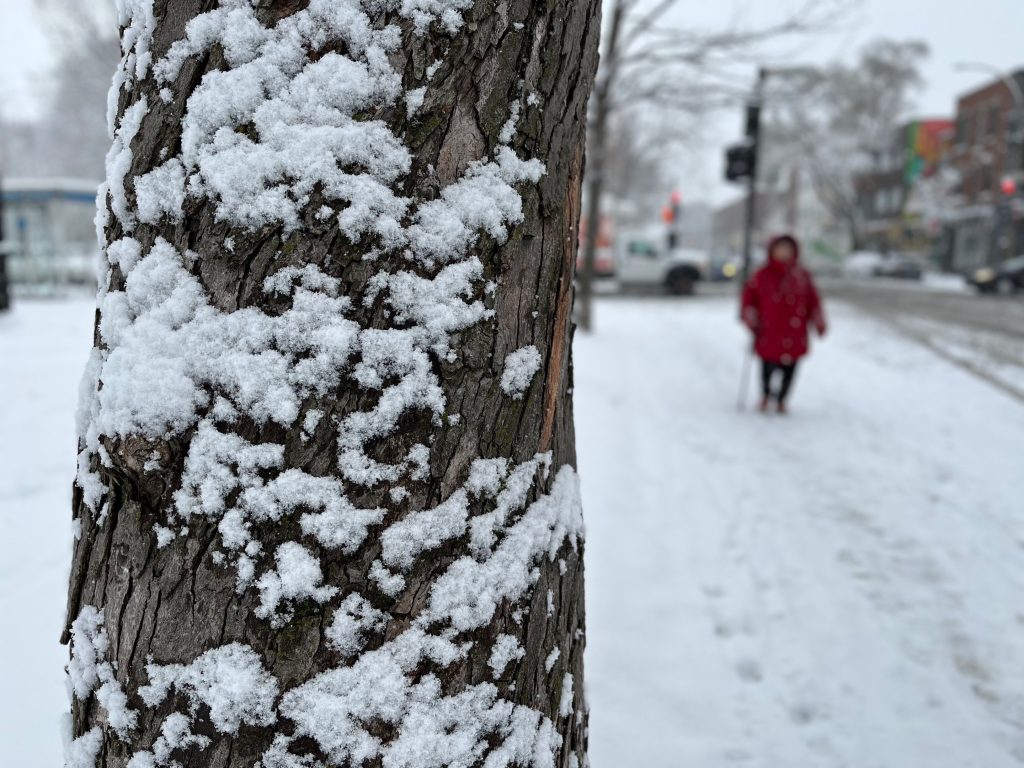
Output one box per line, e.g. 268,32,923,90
65,1,600,767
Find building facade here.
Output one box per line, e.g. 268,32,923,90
1,178,100,290
947,70,1024,270
854,119,955,259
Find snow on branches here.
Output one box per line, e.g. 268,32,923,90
71,0,580,766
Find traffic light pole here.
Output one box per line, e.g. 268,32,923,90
0,149,9,312
739,69,766,288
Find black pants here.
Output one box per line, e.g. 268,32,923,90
761,360,798,402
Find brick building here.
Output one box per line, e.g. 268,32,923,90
947,69,1024,269
854,119,954,257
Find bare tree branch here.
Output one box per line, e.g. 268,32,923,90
576,0,860,330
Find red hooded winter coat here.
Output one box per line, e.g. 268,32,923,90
741,235,826,364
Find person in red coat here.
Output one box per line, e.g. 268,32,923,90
740,234,827,413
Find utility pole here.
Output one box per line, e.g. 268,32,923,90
725,68,766,287
0,149,10,312
740,68,766,286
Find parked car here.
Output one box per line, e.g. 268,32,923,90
708,254,742,282
842,251,885,278
969,255,1024,295
615,239,708,295
872,253,923,280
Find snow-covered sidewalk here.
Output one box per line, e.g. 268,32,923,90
1,296,1023,767
577,296,1024,767
0,300,93,766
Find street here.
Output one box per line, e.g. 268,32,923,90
824,278,1024,339
822,278,1024,401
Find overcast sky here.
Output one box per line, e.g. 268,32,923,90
666,0,1024,204
2,0,1023,204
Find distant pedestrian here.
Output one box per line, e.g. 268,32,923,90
740,234,827,414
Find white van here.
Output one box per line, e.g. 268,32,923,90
616,238,709,295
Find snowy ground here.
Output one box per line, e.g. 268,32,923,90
0,299,93,766
2,295,1023,766
894,315,1024,402
578,296,1024,768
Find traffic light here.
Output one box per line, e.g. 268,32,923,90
725,144,756,182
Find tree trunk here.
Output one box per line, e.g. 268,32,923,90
65,2,600,767
576,0,625,334
577,92,607,334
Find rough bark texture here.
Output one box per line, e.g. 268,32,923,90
66,1,601,766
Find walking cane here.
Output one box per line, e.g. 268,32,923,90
736,344,755,412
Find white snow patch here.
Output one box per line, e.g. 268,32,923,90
499,102,521,144
134,159,186,225
104,97,148,229
126,712,211,768
278,627,561,766
255,542,338,623
301,409,322,440
558,674,573,718
370,560,407,598
154,525,175,549
427,465,582,632
406,86,427,117
326,593,388,656
64,727,102,768
400,0,475,34
466,457,509,498
469,454,550,556
108,0,157,136
500,346,541,400
379,489,469,571
489,635,525,678
139,643,278,733
68,606,138,739
151,1,411,237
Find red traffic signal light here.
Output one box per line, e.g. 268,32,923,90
1001,176,1017,196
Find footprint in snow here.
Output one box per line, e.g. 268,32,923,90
735,658,763,684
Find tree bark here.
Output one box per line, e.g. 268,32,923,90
66,2,600,767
